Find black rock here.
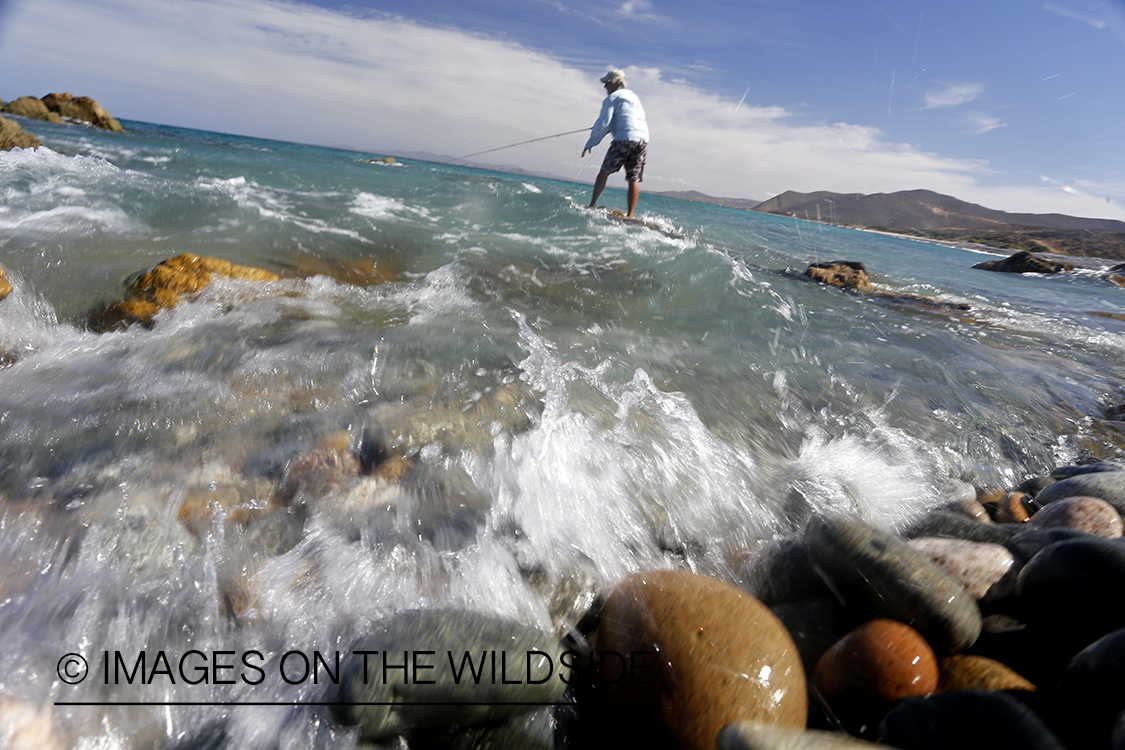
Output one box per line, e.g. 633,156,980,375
1005,527,1095,566
1055,628,1125,749
879,690,1065,750
901,511,1021,545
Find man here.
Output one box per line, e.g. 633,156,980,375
582,69,649,218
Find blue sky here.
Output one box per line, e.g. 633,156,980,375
2,0,1124,219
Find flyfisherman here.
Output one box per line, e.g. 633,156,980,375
582,69,649,218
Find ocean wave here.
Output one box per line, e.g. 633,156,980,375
349,191,432,221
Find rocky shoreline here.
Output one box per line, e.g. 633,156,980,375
0,92,123,151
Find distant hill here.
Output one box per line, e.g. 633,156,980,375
652,188,1125,261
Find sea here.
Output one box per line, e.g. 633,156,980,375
0,118,1123,748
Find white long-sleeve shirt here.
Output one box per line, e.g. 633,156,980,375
584,89,649,150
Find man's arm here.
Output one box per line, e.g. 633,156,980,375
583,96,615,154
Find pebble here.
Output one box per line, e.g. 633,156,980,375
718,721,887,749
994,492,1033,524
879,690,1065,749
1016,537,1125,658
1051,462,1125,480
937,654,1036,693
597,569,807,750
805,515,982,653
1036,470,1125,515
934,497,992,524
770,597,852,676
1055,627,1125,749
812,619,938,705
901,511,1020,545
336,609,566,742
737,535,831,606
1004,526,1094,566
1027,495,1124,538
907,537,1014,600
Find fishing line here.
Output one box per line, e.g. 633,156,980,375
447,128,589,163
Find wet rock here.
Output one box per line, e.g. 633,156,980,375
812,619,938,707
178,478,274,537
88,253,280,331
1016,537,1125,657
770,597,852,677
1017,475,1055,497
1115,712,1125,750
526,560,604,640
279,255,404,287
1005,526,1094,566
994,491,1032,524
1051,462,1124,480
1035,470,1125,515
936,654,1036,693
972,250,1074,275
0,698,66,750
1028,495,1123,538
806,515,982,653
41,92,123,131
879,690,1065,750
907,537,1014,600
91,508,198,579
336,609,566,742
1055,627,1125,750
278,447,361,504
804,261,873,293
597,569,807,750
901,511,1020,545
718,721,887,749
736,535,831,606
0,263,12,300
0,115,41,151
933,497,991,524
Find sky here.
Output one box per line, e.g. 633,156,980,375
1,0,1125,220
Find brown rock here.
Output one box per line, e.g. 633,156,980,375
972,250,1074,274
0,115,41,151
937,654,1036,693
598,569,807,750
907,537,1015,599
278,447,361,503
0,263,11,300
42,92,123,131
996,491,1033,523
178,478,275,537
88,253,280,331
804,261,873,293
813,619,938,706
1,96,58,122
1029,496,1124,538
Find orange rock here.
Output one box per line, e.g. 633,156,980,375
89,253,279,331
995,492,1032,523
812,619,938,705
598,570,807,750
937,654,1036,693
0,263,11,300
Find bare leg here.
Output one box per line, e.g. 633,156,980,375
626,180,640,218
588,171,610,208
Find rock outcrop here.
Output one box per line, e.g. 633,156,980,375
0,115,41,151
87,253,280,331
2,92,122,132
972,250,1074,274
800,260,971,311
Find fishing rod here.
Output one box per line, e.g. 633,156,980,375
447,128,589,164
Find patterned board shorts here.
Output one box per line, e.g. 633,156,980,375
600,140,647,182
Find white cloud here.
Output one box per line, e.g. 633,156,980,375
2,0,1123,220
965,112,1009,134
924,82,985,109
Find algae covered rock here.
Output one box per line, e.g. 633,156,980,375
88,253,280,331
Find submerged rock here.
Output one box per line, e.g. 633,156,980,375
87,253,280,331
336,609,566,742
597,569,807,750
0,115,41,151
804,261,873,293
972,250,1074,274
0,263,12,300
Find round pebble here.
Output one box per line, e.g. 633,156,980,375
598,569,807,750
1028,496,1123,538
995,492,1032,524
1037,471,1125,516
907,537,1014,600
937,654,1036,693
880,690,1065,750
1056,627,1125,749
813,619,938,705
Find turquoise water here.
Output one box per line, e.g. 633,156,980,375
0,119,1123,747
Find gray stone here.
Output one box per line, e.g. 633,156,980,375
718,721,885,749
879,691,1065,750
901,511,1020,545
738,535,831,606
1028,496,1123,538
1036,471,1125,516
1005,527,1094,566
770,597,851,676
907,537,1015,600
449,705,559,750
1056,628,1125,750
805,515,982,653
336,609,567,742
1051,462,1124,480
